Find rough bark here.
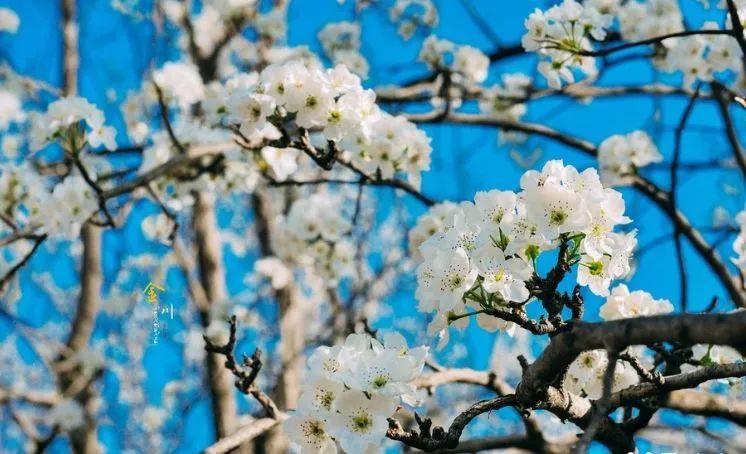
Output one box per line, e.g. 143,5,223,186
518,311,746,403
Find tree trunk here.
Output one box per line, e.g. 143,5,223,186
193,192,248,452
59,223,102,454
252,192,303,453
56,1,101,451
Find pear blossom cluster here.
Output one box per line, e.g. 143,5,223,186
0,163,47,225
564,349,640,399
40,175,98,238
418,36,489,84
672,22,742,86
598,284,674,320
29,96,117,152
138,119,258,207
408,201,459,261
678,333,745,395
141,213,176,244
389,0,438,40
413,161,637,347
285,332,427,454
152,61,205,110
207,61,431,187
192,0,259,55
598,130,662,187
611,0,683,43
336,0,437,40
0,163,98,238
585,0,740,87
478,73,532,122
128,58,432,189
121,60,212,142
272,194,356,286
565,285,672,398
522,0,612,88
655,22,742,87
121,60,211,144
318,22,369,78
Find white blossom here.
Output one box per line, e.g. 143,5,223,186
599,284,674,320
152,61,205,109
390,0,438,40
598,131,662,186
408,201,459,261
35,175,98,238
521,0,612,88
0,7,19,33
254,257,293,289
565,350,639,399
412,161,635,344
30,96,116,152
288,332,427,453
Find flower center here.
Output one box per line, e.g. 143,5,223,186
587,260,604,276
549,209,567,226
351,413,373,432
372,375,389,389
448,274,463,288
301,420,326,439
317,390,335,410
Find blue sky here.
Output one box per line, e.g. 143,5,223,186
1,0,743,452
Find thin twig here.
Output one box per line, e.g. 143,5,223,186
670,84,701,312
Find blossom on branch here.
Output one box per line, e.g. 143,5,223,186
413,161,636,347
286,332,427,453
522,0,612,88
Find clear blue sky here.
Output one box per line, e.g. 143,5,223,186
0,0,742,452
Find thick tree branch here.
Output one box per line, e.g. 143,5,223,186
518,310,746,405
608,362,746,409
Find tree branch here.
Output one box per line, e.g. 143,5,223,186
386,395,518,451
